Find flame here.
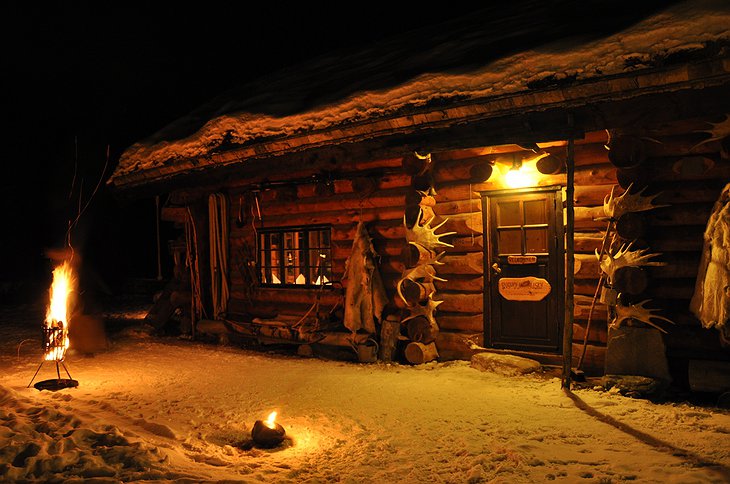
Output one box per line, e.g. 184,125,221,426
44,261,75,361
265,411,277,429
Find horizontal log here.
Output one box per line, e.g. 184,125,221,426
436,331,483,353
257,189,406,217
437,313,484,332
646,255,700,279
646,228,704,252
332,220,404,242
644,278,697,300
573,184,613,207
435,275,484,293
573,165,617,186
224,156,404,191
331,174,411,193
652,181,728,205
574,280,601,298
230,207,404,235
440,252,483,275
433,156,495,184
450,235,484,252
647,155,730,183
574,253,601,279
438,292,484,313
434,199,482,216
439,213,483,235
572,321,608,345
574,295,608,322
648,204,714,227
332,239,403,261
434,184,485,203
574,206,608,230
575,232,607,253
571,343,606,372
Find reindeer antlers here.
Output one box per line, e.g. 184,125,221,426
612,299,675,334
603,183,669,220
596,242,666,283
405,208,456,251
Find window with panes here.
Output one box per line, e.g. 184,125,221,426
258,226,333,287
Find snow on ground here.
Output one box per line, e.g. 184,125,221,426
1,302,729,483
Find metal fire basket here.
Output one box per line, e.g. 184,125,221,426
27,320,78,391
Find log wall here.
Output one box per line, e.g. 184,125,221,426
170,116,727,379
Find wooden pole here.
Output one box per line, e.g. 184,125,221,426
155,195,162,281
562,137,576,389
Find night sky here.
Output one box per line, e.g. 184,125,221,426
3,2,674,301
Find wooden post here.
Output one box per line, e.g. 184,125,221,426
562,137,575,389
155,195,163,281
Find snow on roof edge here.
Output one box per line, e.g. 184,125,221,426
111,0,730,184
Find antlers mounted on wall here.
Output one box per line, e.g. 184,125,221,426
596,242,666,283
405,208,456,252
612,299,675,333
603,184,669,220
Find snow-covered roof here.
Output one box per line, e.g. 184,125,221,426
110,0,730,188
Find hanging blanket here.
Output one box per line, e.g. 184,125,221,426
343,222,388,334
690,182,730,341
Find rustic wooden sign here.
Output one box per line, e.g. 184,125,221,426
498,277,551,301
507,255,537,265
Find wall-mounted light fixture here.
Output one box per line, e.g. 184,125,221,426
505,157,531,188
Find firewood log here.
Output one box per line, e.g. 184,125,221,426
405,341,439,364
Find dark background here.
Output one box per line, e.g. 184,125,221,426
2,2,673,303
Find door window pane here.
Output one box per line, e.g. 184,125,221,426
498,229,522,254
524,199,547,225
497,201,521,226
525,227,548,253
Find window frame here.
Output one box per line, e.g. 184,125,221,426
258,225,333,288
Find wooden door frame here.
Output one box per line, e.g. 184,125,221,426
479,185,565,351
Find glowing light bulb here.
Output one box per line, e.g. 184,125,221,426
505,167,533,188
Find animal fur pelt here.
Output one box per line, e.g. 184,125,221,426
343,222,388,334
690,182,730,342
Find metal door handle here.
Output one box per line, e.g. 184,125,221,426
491,262,502,274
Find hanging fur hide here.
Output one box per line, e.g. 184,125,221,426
343,222,388,334
690,182,730,341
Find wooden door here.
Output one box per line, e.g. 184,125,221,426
482,188,564,353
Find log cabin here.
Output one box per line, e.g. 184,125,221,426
109,1,730,391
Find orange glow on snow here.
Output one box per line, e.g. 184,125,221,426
44,261,75,361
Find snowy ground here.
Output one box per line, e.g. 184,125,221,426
1,301,729,483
